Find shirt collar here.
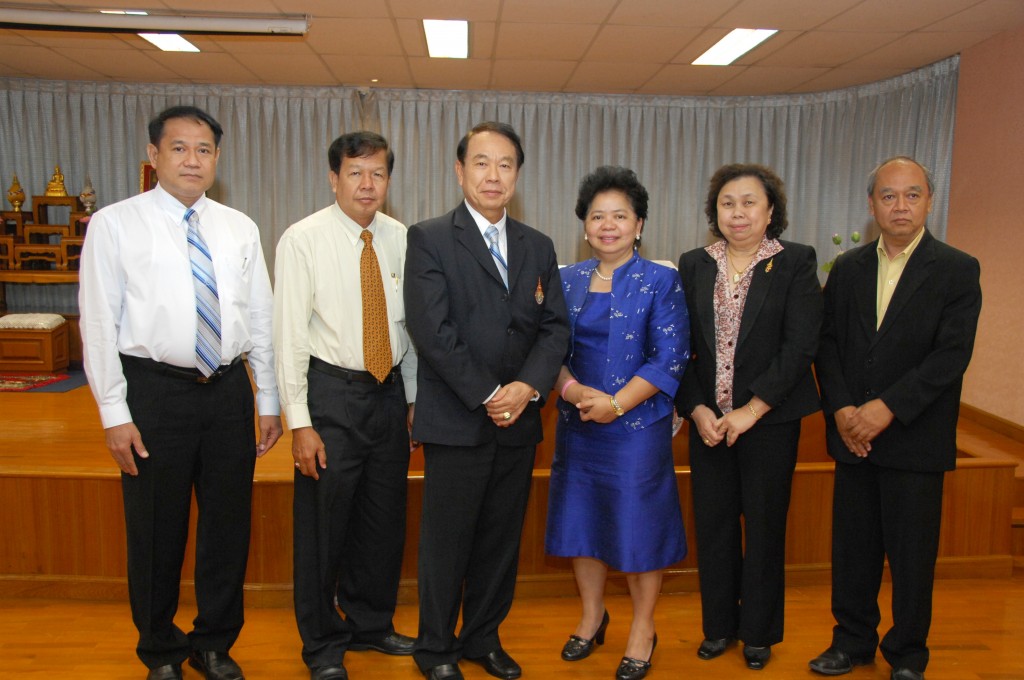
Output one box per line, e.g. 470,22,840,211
464,200,507,237
154,183,208,226
877,226,925,262
330,202,379,245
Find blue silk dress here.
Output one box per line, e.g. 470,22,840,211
545,292,687,573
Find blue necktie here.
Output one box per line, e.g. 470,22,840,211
185,208,222,377
485,225,508,289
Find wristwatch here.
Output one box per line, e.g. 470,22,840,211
609,395,625,417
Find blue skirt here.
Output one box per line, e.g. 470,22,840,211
545,413,687,573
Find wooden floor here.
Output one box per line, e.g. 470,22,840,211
3,574,1024,679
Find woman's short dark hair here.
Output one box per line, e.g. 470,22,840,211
704,164,788,239
575,166,649,222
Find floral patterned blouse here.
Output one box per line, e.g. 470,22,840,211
707,238,784,413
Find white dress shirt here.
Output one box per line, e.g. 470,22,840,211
273,203,418,429
79,184,280,428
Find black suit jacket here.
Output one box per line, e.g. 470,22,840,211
815,229,982,472
675,240,823,425
404,202,570,447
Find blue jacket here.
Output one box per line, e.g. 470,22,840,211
558,253,690,432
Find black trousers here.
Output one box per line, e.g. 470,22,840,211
413,441,535,672
292,366,410,669
830,460,944,673
120,356,256,670
688,419,800,647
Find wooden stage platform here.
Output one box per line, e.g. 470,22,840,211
0,370,1016,607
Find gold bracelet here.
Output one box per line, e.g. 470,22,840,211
747,403,761,420
609,395,625,417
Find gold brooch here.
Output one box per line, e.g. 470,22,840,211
534,276,544,304
765,257,774,273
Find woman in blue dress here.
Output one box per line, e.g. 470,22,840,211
546,166,690,680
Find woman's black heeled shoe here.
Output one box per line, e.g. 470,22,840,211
615,633,657,680
561,610,610,661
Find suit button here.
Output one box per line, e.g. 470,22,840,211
507,328,514,336
501,294,509,301
866,356,874,365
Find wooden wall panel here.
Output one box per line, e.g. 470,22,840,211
2,456,1013,604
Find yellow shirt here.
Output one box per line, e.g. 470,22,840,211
876,227,925,329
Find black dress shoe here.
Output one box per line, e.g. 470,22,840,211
561,610,610,661
743,645,771,670
615,633,657,680
146,664,182,680
808,647,875,675
188,651,244,680
424,663,464,680
310,665,348,680
467,648,522,679
697,637,733,660
891,668,925,680
349,631,416,656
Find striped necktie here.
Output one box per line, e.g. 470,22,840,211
485,224,508,289
185,208,222,377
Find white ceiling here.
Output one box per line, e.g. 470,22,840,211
1,0,1022,95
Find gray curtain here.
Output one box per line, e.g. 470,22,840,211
0,56,957,312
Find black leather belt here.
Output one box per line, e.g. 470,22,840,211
309,356,399,385
120,354,242,384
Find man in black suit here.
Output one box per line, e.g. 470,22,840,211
809,157,982,680
404,121,570,680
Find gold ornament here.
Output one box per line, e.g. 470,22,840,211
7,174,25,212
45,165,68,197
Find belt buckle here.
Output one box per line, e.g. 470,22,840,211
196,374,212,384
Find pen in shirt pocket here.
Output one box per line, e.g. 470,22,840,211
391,272,399,291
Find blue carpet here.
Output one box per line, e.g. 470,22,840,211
32,369,89,393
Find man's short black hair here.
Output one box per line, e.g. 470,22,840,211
456,121,525,168
328,131,394,175
148,105,223,147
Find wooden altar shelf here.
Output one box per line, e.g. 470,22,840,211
13,243,62,269
0,235,13,269
32,195,83,225
60,237,84,271
1,210,33,240
24,224,71,243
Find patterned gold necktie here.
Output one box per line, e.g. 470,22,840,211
360,229,392,382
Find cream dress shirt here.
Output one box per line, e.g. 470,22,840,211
273,203,417,429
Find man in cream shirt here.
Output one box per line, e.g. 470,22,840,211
274,131,417,680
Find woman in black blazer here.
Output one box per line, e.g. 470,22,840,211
675,164,823,671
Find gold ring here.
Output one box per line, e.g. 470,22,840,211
703,438,710,445
503,411,512,421
294,462,301,468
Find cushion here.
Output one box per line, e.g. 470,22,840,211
0,313,67,330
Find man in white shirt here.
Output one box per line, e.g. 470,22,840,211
273,132,418,680
79,105,282,680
